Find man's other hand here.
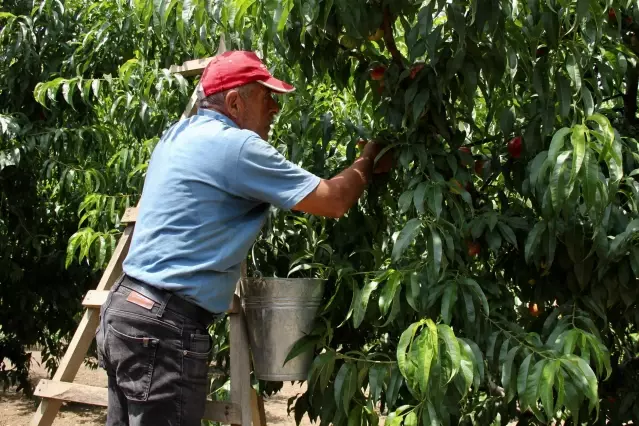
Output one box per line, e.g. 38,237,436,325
358,139,394,174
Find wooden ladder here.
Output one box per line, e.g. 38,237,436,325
30,52,266,426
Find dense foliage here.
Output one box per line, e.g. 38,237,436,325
1,0,638,424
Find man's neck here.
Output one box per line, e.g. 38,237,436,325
202,106,241,128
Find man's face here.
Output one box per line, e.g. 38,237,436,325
237,84,280,140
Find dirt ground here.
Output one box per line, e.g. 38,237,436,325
0,351,311,426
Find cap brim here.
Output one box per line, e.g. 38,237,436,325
257,77,295,93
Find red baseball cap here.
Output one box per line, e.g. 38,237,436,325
199,51,295,97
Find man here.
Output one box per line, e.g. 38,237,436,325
95,50,392,426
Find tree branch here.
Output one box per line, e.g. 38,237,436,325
382,6,406,69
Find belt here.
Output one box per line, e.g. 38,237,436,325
116,275,216,327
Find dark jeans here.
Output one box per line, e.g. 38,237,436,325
96,275,214,426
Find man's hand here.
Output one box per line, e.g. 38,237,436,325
358,139,394,174
292,138,393,218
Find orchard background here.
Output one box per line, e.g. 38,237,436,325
1,0,639,424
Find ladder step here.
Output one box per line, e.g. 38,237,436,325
120,207,138,224
82,290,109,308
168,57,214,76
82,290,240,314
33,379,241,424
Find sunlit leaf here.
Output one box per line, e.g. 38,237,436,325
392,219,422,262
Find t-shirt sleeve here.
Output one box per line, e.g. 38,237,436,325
233,136,321,209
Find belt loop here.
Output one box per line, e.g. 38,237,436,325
111,274,125,293
156,292,172,318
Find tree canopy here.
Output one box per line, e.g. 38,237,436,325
1,0,638,423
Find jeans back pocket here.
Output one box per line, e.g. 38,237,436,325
106,324,159,402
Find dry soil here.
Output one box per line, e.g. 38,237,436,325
0,351,311,426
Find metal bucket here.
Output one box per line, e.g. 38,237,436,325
240,277,325,381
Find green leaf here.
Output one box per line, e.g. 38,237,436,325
424,401,439,426
65,230,83,267
340,283,359,327
392,219,422,262
471,217,485,240
405,81,419,109
407,272,421,312
608,131,624,181
566,53,581,92
487,331,500,365
630,246,639,278
499,107,515,136
457,339,477,391
438,324,461,383
413,89,429,122
464,278,489,315
347,405,362,426
485,228,502,251
428,226,443,276
398,190,413,213
587,113,614,142
62,81,76,108
275,0,294,32
397,322,420,379
96,235,107,268
385,365,403,409
563,381,582,425
233,0,256,29
381,287,402,327
413,182,428,214
524,359,547,411
582,149,598,210
334,363,357,414
405,411,418,426
570,125,587,182
525,221,546,262
368,364,387,402
540,360,559,416
461,288,476,323
416,321,437,394
379,271,401,316
548,127,571,162
308,352,334,392
501,346,520,402
353,278,381,328
581,86,594,117
557,74,572,118
460,338,484,384
550,150,570,211
562,355,598,411
284,335,318,365
498,339,510,365
441,281,458,324
517,353,533,409
497,222,518,249
431,185,443,219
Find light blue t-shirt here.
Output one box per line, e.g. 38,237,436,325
122,109,321,313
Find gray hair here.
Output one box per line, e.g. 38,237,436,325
197,82,259,109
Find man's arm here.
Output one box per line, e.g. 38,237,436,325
292,142,390,218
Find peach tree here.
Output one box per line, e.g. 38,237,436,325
239,0,639,424
1,0,638,424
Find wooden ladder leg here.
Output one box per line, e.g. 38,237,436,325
251,389,267,426
30,225,134,426
230,292,253,426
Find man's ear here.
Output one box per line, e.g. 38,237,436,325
224,90,243,119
